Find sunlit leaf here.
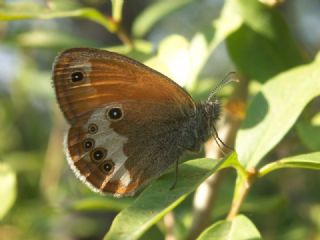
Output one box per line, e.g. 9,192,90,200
145,35,192,87
104,154,236,240
236,53,320,168
197,215,262,240
0,163,17,219
144,1,243,90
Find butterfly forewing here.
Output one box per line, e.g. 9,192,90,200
53,48,195,124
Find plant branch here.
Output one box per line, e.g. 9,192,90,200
163,211,176,240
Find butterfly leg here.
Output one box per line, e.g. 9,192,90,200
170,160,179,190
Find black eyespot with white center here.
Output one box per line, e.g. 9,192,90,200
101,160,114,174
90,148,107,162
71,71,84,83
107,107,123,121
88,123,98,134
83,138,95,151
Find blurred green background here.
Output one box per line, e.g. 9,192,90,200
0,0,320,239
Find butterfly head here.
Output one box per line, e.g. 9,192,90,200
194,73,238,144
194,99,220,145
205,71,238,122
205,98,221,122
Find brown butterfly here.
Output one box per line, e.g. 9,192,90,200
52,48,230,197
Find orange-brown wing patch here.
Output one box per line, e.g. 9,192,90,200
52,48,195,125
101,180,141,197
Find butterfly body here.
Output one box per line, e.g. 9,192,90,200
53,48,220,197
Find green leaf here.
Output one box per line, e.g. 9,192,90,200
106,40,154,62
0,3,116,32
226,0,304,82
72,197,131,212
296,120,320,151
220,152,247,179
0,163,17,219
104,154,236,240
197,215,262,240
9,30,98,49
132,0,193,38
145,35,195,88
144,0,242,90
236,53,320,168
259,152,320,177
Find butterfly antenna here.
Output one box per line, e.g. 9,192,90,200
212,125,234,154
207,72,239,102
213,134,227,155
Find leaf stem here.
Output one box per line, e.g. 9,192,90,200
226,168,257,220
111,0,124,23
258,160,283,177
258,156,320,178
110,0,133,47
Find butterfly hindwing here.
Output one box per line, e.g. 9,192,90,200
66,101,193,196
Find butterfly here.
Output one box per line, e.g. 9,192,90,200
52,48,231,197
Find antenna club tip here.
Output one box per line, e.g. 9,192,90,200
228,71,240,83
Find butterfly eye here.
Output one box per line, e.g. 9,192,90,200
88,123,98,134
107,107,123,121
83,138,95,151
71,71,84,83
101,160,114,174
90,148,107,162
